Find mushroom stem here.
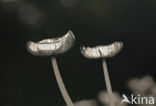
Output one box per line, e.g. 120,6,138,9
102,59,115,106
51,57,74,106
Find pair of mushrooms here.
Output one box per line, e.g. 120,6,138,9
27,31,123,106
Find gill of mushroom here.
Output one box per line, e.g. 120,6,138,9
80,42,123,106
27,31,75,106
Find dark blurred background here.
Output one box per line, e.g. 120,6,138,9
0,0,156,106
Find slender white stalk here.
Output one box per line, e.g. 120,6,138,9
51,57,74,106
102,59,115,106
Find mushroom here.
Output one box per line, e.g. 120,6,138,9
80,42,123,106
27,31,75,106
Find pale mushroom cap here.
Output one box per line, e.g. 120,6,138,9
80,42,123,59
27,30,75,56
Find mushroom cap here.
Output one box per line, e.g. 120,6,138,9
27,30,75,56
80,42,123,59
